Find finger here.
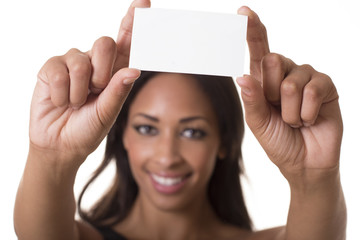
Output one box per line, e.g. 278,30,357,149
236,75,271,133
65,49,92,108
42,56,70,107
262,53,294,104
301,73,338,126
115,0,151,69
238,6,270,80
280,65,314,127
96,68,141,127
89,36,117,94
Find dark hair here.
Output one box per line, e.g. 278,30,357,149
78,71,252,230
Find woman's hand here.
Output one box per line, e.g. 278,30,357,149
29,0,151,164
236,7,343,186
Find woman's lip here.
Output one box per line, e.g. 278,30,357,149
149,171,192,178
149,172,191,195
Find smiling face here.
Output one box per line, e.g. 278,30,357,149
123,73,222,211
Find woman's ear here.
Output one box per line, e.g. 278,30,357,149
217,147,227,160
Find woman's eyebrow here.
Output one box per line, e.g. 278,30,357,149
179,116,209,123
134,114,209,123
134,113,159,122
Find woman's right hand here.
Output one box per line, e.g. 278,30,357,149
29,0,151,165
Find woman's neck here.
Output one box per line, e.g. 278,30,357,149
116,192,222,240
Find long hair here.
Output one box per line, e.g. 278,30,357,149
78,71,252,230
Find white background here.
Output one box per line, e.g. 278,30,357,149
1,0,359,239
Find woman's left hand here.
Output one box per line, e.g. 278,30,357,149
236,7,343,186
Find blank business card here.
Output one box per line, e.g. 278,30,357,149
129,8,248,77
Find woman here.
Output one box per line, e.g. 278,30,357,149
14,0,347,239
78,71,252,239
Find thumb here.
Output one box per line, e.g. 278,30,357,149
236,75,271,133
96,68,140,128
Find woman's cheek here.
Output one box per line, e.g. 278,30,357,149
181,141,218,174
125,134,153,179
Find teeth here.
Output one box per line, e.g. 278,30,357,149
151,174,184,186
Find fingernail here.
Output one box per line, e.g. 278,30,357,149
303,121,313,127
241,87,252,95
71,105,81,110
237,6,251,15
123,77,138,85
236,77,252,95
91,87,103,94
290,124,302,129
236,77,245,85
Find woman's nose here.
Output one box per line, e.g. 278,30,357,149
154,132,183,168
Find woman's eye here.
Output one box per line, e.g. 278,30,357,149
182,128,207,139
134,125,158,136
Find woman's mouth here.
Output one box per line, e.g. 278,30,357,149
150,173,191,194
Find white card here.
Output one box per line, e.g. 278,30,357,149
129,8,248,77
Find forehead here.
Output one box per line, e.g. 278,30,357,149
129,73,216,120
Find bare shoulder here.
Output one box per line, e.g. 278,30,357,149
215,224,285,240
245,226,286,240
76,220,104,240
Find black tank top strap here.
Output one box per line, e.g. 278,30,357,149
95,225,128,240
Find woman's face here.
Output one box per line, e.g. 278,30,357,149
123,73,223,211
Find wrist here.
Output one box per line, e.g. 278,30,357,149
27,142,85,183
285,167,347,240
284,167,341,195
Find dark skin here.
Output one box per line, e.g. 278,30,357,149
14,0,346,239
